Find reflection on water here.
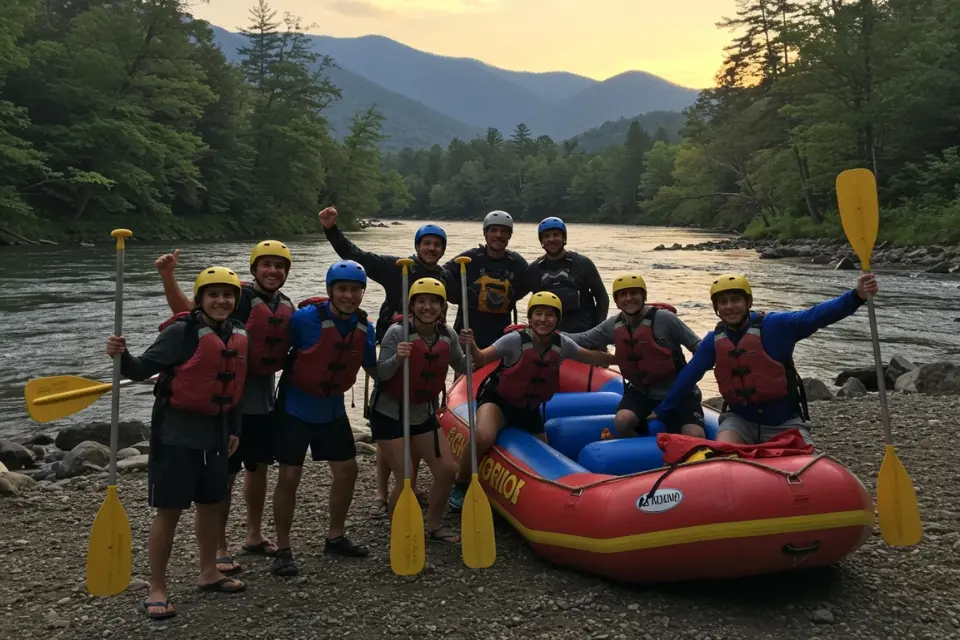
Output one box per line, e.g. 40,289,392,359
2,221,958,437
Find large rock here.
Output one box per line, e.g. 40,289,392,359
803,378,834,401
0,471,37,496
894,369,921,393
887,355,918,381
118,454,149,472
54,420,150,452
57,441,110,479
837,377,867,398
915,362,960,394
835,366,895,392
0,439,36,471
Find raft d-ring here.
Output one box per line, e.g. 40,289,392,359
786,474,803,486
782,541,820,556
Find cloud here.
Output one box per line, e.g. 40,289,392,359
323,0,501,18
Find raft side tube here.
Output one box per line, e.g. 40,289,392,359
546,414,665,461
494,426,590,481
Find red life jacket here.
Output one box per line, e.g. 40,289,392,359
241,284,293,376
288,302,368,397
157,311,248,415
493,327,562,409
613,306,686,387
713,314,790,407
385,322,452,404
298,295,328,309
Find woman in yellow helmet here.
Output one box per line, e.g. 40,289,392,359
370,278,472,544
651,272,879,447
105,267,250,619
151,241,294,572
565,273,705,438
448,291,616,510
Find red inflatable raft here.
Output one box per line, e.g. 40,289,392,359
437,360,874,584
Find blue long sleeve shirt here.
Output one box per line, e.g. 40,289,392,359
655,289,866,426
281,301,377,425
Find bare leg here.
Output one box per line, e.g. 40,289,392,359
146,508,182,616
273,464,303,550
327,459,358,539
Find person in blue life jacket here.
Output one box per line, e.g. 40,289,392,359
269,260,378,577
318,206,442,518
153,241,294,574
448,292,616,510
649,272,880,446
525,217,609,334
105,267,250,620
443,210,530,349
370,277,474,545
565,273,705,439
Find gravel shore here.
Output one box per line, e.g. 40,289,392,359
2,394,960,640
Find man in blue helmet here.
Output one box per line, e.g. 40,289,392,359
270,260,378,577
443,210,530,349
526,217,609,333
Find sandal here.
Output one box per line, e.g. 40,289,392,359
241,540,278,556
271,548,299,577
427,526,461,545
324,535,369,558
198,576,246,593
368,498,388,519
216,555,243,574
142,600,176,620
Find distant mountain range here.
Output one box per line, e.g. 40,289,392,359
209,26,700,151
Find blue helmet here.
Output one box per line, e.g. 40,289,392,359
414,224,446,249
326,260,367,288
538,217,567,238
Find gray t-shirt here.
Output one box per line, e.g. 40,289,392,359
565,308,702,400
491,330,581,368
240,373,275,416
374,323,468,424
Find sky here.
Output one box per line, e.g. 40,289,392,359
189,0,741,89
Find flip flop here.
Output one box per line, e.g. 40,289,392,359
242,540,278,556
142,600,176,620
198,577,246,593
216,556,243,574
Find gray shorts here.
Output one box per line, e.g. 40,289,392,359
717,413,814,445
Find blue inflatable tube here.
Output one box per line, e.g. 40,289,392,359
543,392,622,421
577,437,665,475
545,414,666,461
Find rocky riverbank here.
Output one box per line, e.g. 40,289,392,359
653,236,960,275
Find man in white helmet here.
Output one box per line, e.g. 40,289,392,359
443,210,530,349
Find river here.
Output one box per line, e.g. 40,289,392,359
2,221,959,439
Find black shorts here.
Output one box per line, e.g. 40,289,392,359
617,384,705,435
477,386,545,435
369,410,439,441
274,412,356,465
228,413,276,474
148,442,229,510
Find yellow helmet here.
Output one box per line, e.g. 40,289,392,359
710,274,753,299
409,277,447,303
193,266,242,298
250,240,292,269
527,291,562,315
612,273,647,297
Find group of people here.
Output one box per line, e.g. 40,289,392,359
105,208,879,620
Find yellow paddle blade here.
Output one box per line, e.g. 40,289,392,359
86,485,132,596
836,168,879,271
877,445,922,546
25,376,113,423
389,480,425,576
461,474,496,569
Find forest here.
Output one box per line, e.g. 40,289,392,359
1,0,958,245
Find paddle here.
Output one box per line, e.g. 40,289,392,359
454,256,496,569
25,375,156,423
86,229,134,596
836,168,922,547
389,258,425,576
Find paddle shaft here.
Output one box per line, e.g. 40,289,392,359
457,264,479,475
863,274,893,445
401,266,411,483
110,243,126,486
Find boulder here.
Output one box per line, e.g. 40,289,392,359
887,355,918,382
54,420,150,452
0,439,36,471
24,434,55,446
118,454,149,472
57,441,110,479
894,369,921,393
0,471,37,496
132,441,151,455
117,447,141,460
803,378,834,402
835,366,895,392
835,256,857,270
915,362,960,394
837,377,867,398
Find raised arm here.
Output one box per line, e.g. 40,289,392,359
154,249,194,314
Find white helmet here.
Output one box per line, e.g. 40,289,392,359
483,210,514,231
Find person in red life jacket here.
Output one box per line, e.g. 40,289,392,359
565,273,705,438
105,267,249,620
153,241,294,572
650,272,880,446
447,291,616,510
370,277,472,544
317,206,440,517
269,259,378,577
